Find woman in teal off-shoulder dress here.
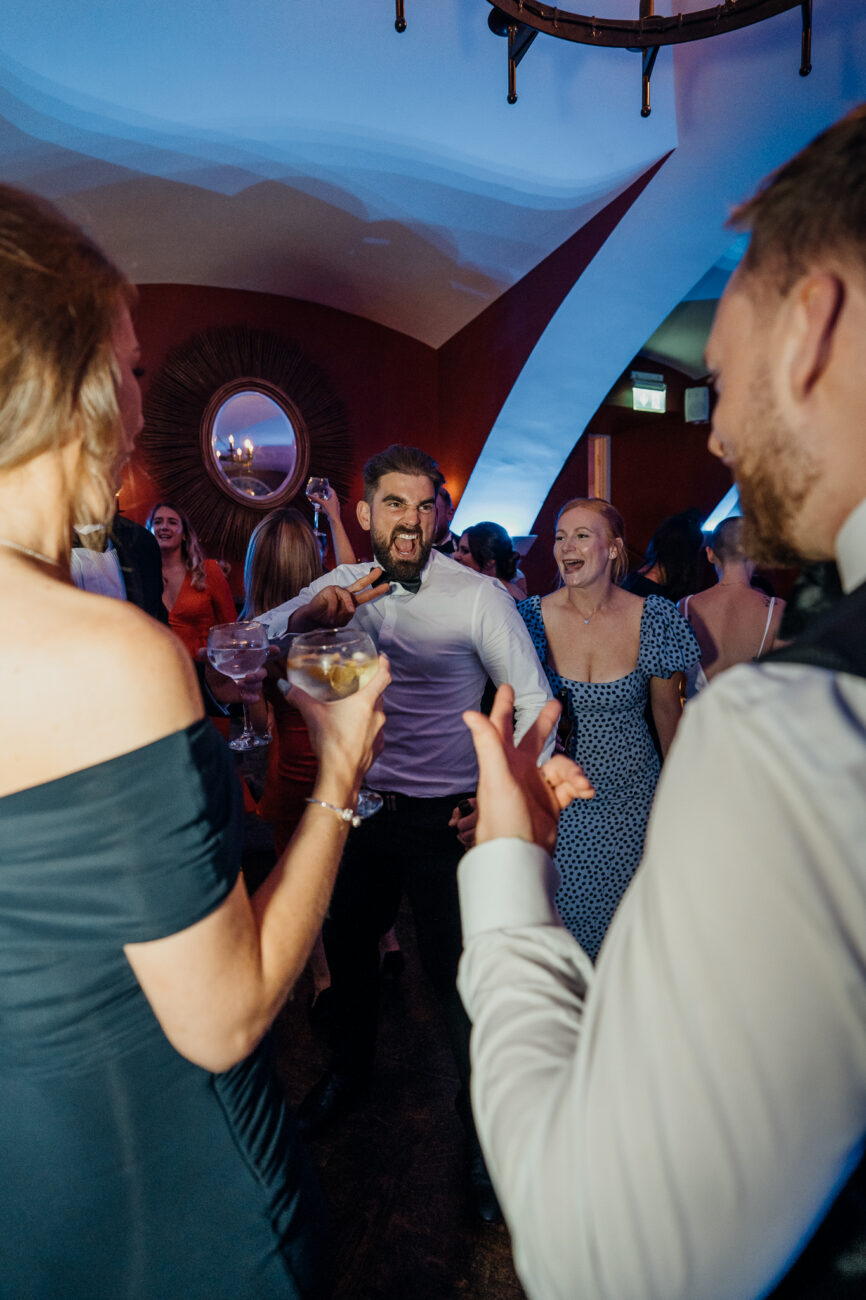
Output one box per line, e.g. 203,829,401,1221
520,499,699,962
0,185,388,1299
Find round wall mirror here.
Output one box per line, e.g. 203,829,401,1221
209,389,299,501
139,325,350,563
201,378,309,508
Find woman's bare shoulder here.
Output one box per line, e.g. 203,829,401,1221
64,592,202,724
2,586,203,794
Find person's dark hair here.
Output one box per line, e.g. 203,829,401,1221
710,516,745,565
0,183,134,530
642,508,704,602
146,501,208,592
362,444,444,503
438,486,452,511
463,521,519,582
555,497,628,586
240,508,322,619
730,105,866,294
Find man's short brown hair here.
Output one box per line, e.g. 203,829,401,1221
362,444,444,503
730,105,866,293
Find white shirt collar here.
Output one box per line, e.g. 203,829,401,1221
834,497,866,593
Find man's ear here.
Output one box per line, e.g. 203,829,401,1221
706,546,716,566
787,271,845,402
357,499,371,532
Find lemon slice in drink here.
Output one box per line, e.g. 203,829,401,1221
328,662,359,696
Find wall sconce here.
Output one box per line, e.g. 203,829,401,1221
630,370,666,413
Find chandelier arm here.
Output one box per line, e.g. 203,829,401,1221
507,23,538,104
488,0,805,50
799,0,812,76
641,45,659,119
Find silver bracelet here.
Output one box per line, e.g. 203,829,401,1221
304,797,361,829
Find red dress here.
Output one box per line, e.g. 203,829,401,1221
167,560,237,659
257,685,318,855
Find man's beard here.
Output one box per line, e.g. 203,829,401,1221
735,373,820,568
370,523,433,580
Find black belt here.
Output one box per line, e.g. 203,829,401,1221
373,790,473,814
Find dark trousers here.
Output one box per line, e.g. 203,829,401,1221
322,790,475,1133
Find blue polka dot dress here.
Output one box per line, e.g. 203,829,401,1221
519,594,700,961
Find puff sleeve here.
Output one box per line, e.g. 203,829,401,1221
638,595,701,678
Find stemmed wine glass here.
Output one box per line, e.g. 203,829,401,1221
285,627,383,818
206,621,271,752
305,476,330,534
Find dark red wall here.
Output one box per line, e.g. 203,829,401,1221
123,284,438,565
122,154,753,601
123,161,668,554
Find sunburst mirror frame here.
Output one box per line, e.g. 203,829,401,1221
139,325,352,563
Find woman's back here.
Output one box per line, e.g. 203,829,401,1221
680,582,784,685
0,559,333,1298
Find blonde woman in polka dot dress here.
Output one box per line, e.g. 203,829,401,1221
518,498,699,960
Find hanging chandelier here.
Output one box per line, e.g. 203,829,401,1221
393,0,812,117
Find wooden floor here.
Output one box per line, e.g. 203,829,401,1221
242,811,526,1300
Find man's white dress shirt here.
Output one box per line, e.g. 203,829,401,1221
457,498,866,1300
70,544,126,600
258,548,552,798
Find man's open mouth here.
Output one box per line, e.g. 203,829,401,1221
391,530,421,559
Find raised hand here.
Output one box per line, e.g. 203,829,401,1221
462,684,594,853
288,569,388,631
308,484,338,521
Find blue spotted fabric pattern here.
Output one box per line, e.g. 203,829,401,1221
519,594,699,961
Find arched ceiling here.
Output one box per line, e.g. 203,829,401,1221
1,0,864,532
453,0,866,535
0,0,677,346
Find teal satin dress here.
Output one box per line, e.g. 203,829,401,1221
0,720,327,1299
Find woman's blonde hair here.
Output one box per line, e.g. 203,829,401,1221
240,508,323,619
555,497,629,586
146,501,208,592
0,184,133,532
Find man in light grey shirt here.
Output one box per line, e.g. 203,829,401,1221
259,443,551,1219
457,108,866,1297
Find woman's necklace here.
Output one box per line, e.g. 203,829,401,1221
0,538,62,568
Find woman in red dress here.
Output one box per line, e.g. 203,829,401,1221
146,502,237,657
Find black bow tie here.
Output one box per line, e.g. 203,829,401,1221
377,569,422,594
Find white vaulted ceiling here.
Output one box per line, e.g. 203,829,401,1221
1,0,864,529
0,1,677,346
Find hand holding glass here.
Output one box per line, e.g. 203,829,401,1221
305,476,330,533
286,627,383,817
206,621,271,752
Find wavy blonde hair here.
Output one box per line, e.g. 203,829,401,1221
555,497,628,586
0,185,133,537
240,508,323,619
146,501,208,592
